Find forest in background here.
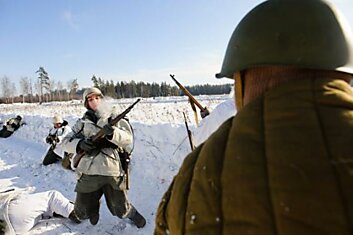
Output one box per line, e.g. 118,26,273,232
0,67,232,104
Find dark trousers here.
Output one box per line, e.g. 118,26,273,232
42,149,61,165
74,184,133,221
0,128,13,138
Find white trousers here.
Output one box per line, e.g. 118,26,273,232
8,190,74,234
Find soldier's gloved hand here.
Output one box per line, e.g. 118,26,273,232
102,124,114,138
78,138,97,153
46,136,53,144
94,137,118,149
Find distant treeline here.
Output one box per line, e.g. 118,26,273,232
0,71,232,104
92,76,233,98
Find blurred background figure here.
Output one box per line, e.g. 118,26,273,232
42,114,72,168
0,115,25,138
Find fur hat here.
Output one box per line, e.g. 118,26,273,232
82,87,104,109
53,115,63,124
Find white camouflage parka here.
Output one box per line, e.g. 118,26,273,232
46,122,72,158
62,107,133,178
4,118,23,133
0,188,30,235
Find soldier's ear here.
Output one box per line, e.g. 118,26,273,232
234,71,244,111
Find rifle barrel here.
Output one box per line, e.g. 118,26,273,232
170,74,205,111
183,112,195,151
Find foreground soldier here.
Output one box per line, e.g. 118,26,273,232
62,87,146,228
155,0,353,234
0,188,80,235
43,115,72,166
0,116,24,138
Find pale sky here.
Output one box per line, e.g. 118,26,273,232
0,0,352,89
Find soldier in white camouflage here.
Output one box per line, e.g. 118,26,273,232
62,87,146,228
0,115,24,138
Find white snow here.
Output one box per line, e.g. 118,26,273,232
0,94,233,235
193,98,236,146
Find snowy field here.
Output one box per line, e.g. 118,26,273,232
0,94,233,235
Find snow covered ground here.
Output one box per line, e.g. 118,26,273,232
0,94,234,235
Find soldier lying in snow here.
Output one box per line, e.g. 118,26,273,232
0,187,80,235
0,116,25,138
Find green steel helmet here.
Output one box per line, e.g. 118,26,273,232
216,0,353,79
82,87,104,108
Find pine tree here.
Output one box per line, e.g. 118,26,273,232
36,67,50,103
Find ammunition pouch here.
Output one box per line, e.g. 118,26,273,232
62,153,73,170
118,151,131,190
118,151,130,173
119,174,129,191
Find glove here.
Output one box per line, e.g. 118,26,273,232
46,136,53,144
101,124,114,138
78,138,97,153
11,123,18,128
94,137,118,149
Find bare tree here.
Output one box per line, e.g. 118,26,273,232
1,76,12,103
48,79,56,101
35,79,42,103
57,81,64,101
29,78,34,103
11,83,17,103
20,77,30,103
67,79,79,100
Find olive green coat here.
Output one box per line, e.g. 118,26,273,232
155,78,353,235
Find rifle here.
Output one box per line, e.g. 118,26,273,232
46,130,59,151
72,98,141,168
183,112,195,151
170,74,210,119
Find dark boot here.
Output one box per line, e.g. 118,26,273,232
68,211,81,224
53,212,64,218
129,210,146,228
89,213,99,225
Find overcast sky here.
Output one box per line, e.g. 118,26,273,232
0,0,352,89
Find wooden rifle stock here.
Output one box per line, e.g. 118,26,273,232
73,99,141,168
170,74,210,118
